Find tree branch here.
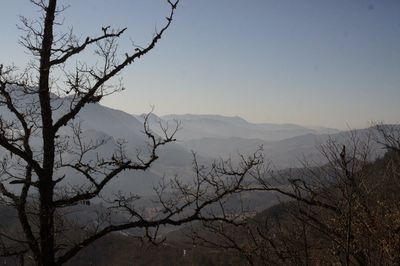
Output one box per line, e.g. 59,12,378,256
53,0,179,132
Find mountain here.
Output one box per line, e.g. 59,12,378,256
0,90,197,196
180,128,385,169
0,88,380,197
134,113,388,170
152,114,339,141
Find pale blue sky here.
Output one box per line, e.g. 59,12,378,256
0,0,399,129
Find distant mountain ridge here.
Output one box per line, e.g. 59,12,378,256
0,89,384,197
135,113,340,142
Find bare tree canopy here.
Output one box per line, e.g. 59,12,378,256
0,1,266,265
189,128,400,266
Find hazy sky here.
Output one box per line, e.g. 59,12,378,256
0,0,399,129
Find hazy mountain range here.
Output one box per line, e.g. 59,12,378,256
0,93,385,196
136,113,339,141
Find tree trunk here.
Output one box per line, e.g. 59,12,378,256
38,0,57,265
39,178,55,266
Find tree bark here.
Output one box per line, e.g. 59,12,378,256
38,0,57,265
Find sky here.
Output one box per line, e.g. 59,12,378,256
0,0,399,129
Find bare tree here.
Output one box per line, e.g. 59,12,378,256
0,1,266,265
189,129,400,265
